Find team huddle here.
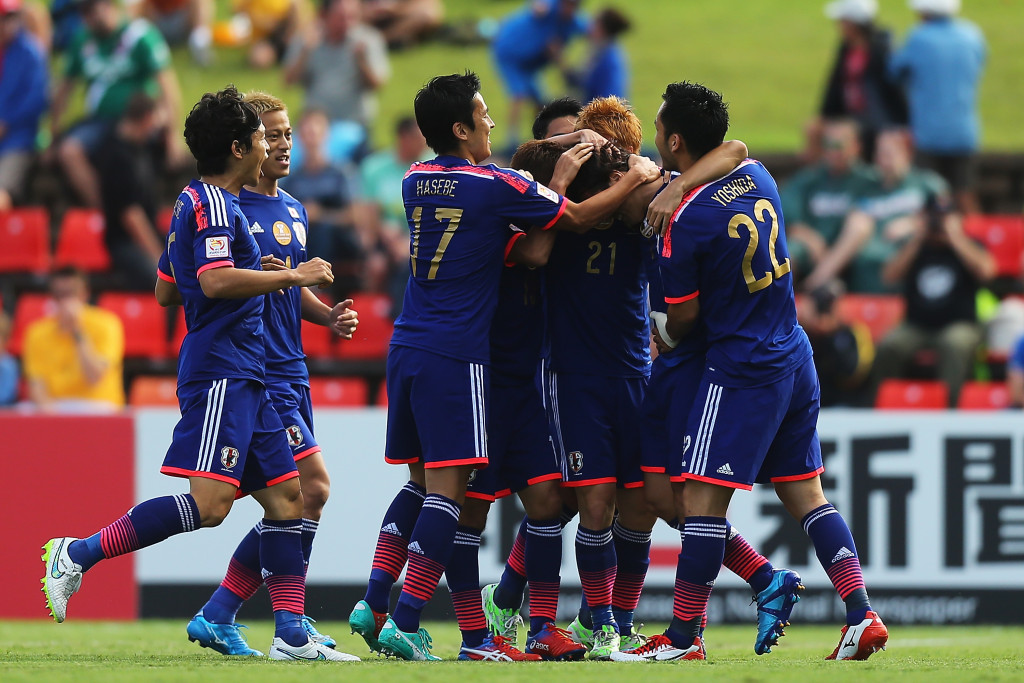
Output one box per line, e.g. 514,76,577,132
40,72,889,664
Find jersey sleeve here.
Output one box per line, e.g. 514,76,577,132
191,192,236,277
157,249,174,282
491,168,567,231
659,221,700,303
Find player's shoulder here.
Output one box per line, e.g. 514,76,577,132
276,188,306,213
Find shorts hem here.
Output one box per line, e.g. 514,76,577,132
266,471,300,487
641,466,667,474
466,491,496,502
386,456,420,465
770,466,825,483
622,480,645,489
562,476,617,488
160,466,239,487
424,457,489,469
675,472,753,491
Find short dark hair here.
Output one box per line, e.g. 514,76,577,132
184,85,262,176
509,140,630,202
532,97,583,140
659,81,729,161
123,93,158,123
414,72,480,155
595,7,630,39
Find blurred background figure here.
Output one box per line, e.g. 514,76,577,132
0,310,18,407
871,195,995,405
230,0,303,69
362,0,443,49
22,267,125,413
0,0,49,212
891,0,987,214
802,281,874,407
562,6,629,103
1007,332,1024,408
782,118,875,289
125,0,214,66
491,0,587,153
49,0,180,208
95,93,168,290
817,0,906,162
356,114,429,315
284,0,389,164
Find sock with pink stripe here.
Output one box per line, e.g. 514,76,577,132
576,525,617,630
202,524,262,624
445,526,488,647
612,520,651,635
802,503,871,625
260,518,307,646
666,517,727,645
525,518,562,634
365,481,426,614
67,494,200,571
723,521,774,594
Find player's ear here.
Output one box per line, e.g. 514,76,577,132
608,170,625,185
670,133,685,156
452,121,468,142
230,139,245,160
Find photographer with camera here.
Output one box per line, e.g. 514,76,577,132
870,193,995,405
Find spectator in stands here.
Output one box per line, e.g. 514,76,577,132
281,107,364,297
0,0,49,212
0,310,18,406
357,115,428,314
362,0,442,48
1007,334,1024,408
50,0,82,52
532,96,582,140
872,195,995,405
50,0,181,209
802,281,874,407
125,0,213,66
23,266,125,412
782,118,875,288
95,93,167,290
284,0,389,162
891,0,987,214
232,0,303,69
818,0,906,162
491,0,587,153
562,6,629,103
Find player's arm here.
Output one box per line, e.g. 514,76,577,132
300,287,359,339
546,129,609,148
154,251,182,306
665,297,700,342
554,154,661,233
644,140,750,234
199,257,334,299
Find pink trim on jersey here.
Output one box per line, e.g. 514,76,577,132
266,471,300,487
542,198,568,231
425,456,489,469
640,465,667,474
771,466,825,483
562,476,617,488
183,186,209,231
504,231,527,266
385,455,420,465
666,290,699,304
161,465,240,487
197,260,233,276
669,158,759,225
293,445,322,462
672,471,753,491
157,268,175,283
466,490,496,502
404,163,532,193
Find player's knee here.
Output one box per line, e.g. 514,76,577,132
577,497,616,529
197,499,233,527
301,478,330,515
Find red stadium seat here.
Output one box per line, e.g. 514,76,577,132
957,381,1011,410
335,293,393,360
302,318,333,359
308,376,370,406
54,208,111,272
837,295,906,342
963,214,1024,278
8,293,53,355
875,379,949,410
156,205,174,235
0,207,50,273
129,376,179,407
98,292,168,358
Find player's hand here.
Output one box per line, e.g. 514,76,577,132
294,257,334,288
550,142,593,193
646,173,687,236
574,128,608,147
329,298,359,339
260,254,287,271
628,154,661,183
651,326,673,355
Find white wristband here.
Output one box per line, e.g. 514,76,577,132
650,311,679,349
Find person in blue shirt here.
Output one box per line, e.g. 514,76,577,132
41,86,355,663
0,0,48,211
564,6,629,103
347,71,659,662
890,0,986,213
1008,334,1024,409
0,309,17,405
491,0,587,153
611,82,887,663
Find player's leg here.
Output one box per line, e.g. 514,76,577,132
612,487,657,648
573,481,619,658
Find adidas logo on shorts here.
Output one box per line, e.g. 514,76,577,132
832,546,855,563
716,463,734,476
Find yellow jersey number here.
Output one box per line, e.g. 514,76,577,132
585,240,617,275
410,207,464,279
727,199,790,294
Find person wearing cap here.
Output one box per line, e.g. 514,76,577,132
0,0,48,211
819,0,906,162
890,0,987,214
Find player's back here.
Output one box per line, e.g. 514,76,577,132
167,180,266,387
663,160,810,386
393,155,566,365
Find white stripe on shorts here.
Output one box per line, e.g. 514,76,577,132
691,383,723,477
196,379,227,472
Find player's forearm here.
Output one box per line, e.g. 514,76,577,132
557,168,646,233
199,266,300,299
300,286,332,325
678,140,748,192
508,227,556,268
154,276,182,307
666,300,699,341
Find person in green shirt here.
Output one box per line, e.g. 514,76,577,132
50,0,181,208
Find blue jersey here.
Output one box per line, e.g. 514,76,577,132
392,155,567,364
660,159,812,387
491,265,545,378
166,180,265,387
239,188,311,387
547,219,653,378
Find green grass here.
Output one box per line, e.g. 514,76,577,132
160,0,1024,153
2,620,1022,682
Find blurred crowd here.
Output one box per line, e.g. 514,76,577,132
1,0,1021,413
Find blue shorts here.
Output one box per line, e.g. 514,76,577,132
640,357,704,476
384,345,489,469
551,372,648,489
267,382,321,462
468,372,561,501
494,54,543,101
65,116,114,155
161,379,298,494
676,357,823,489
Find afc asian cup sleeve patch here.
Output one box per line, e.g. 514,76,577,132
536,183,561,204
205,236,229,259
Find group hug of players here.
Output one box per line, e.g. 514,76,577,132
41,72,889,664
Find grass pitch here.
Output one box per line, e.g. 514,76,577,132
2,620,1021,683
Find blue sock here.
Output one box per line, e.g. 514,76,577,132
493,517,528,609
260,518,307,647
202,525,261,624
667,517,727,645
68,494,199,571
802,504,871,625
612,520,652,635
524,518,562,635
446,526,488,647
577,596,593,629
365,481,426,614
576,525,616,630
301,518,318,574
392,494,461,633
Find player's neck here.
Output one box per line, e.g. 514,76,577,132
200,169,248,197
444,143,478,165
248,176,280,197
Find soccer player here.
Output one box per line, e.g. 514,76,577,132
41,86,355,662
156,91,360,658
612,82,888,662
346,71,659,662
532,96,583,140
